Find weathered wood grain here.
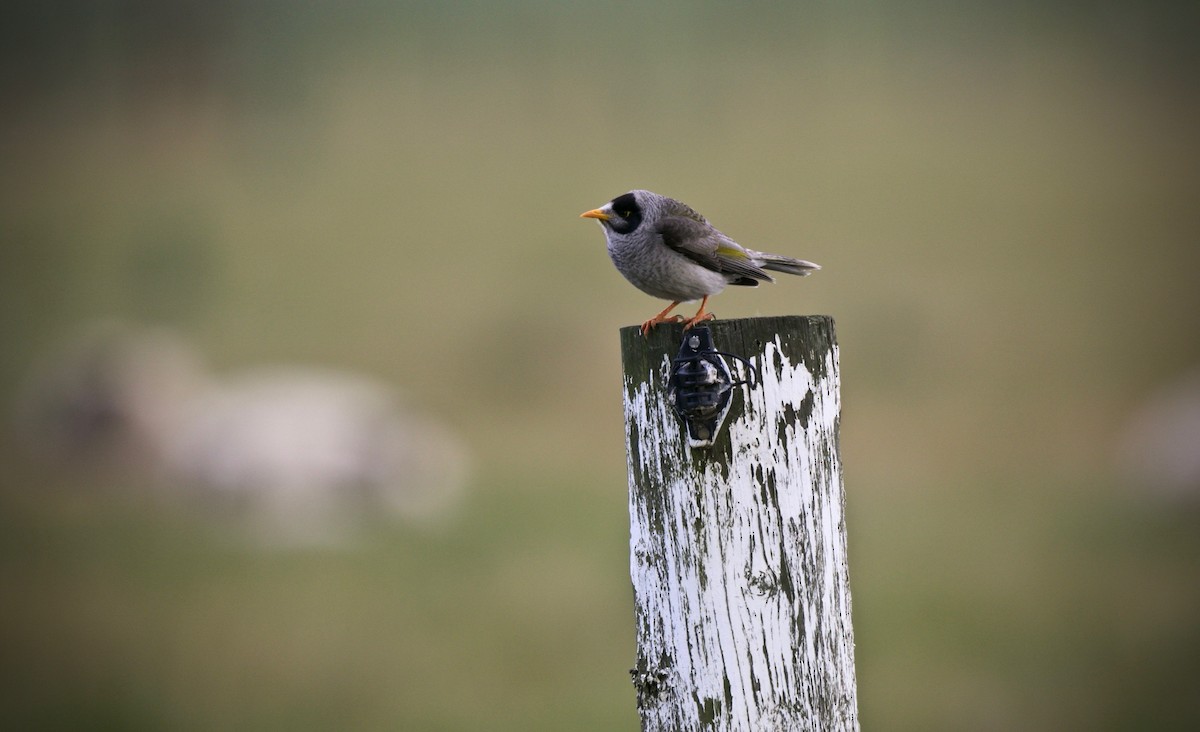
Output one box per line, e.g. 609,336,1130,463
620,316,858,732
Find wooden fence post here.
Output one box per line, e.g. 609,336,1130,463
620,315,858,731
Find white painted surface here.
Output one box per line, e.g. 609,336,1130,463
624,334,858,731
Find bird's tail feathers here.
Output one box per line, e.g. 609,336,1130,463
753,252,821,277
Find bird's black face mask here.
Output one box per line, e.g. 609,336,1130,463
609,192,642,235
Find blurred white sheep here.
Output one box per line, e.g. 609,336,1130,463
13,323,471,545
1115,368,1200,507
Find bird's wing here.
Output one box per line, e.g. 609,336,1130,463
660,197,710,224
656,216,775,283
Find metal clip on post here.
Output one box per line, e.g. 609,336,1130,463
666,325,759,448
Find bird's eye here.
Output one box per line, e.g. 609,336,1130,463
607,193,641,233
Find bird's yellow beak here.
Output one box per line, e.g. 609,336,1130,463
580,208,610,221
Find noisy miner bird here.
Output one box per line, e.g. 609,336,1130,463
581,190,820,335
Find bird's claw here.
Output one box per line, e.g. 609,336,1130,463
682,311,716,331
640,315,685,337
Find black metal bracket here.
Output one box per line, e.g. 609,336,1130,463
666,325,759,448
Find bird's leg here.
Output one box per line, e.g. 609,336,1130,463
641,301,685,337
682,296,716,331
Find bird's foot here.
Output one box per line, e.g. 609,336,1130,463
640,314,685,337
682,311,715,331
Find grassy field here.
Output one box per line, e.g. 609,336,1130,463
3,2,1199,729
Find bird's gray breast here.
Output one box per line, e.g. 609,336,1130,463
606,232,728,302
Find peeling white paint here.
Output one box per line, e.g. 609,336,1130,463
624,330,858,731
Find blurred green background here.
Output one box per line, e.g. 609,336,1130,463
3,1,1199,729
